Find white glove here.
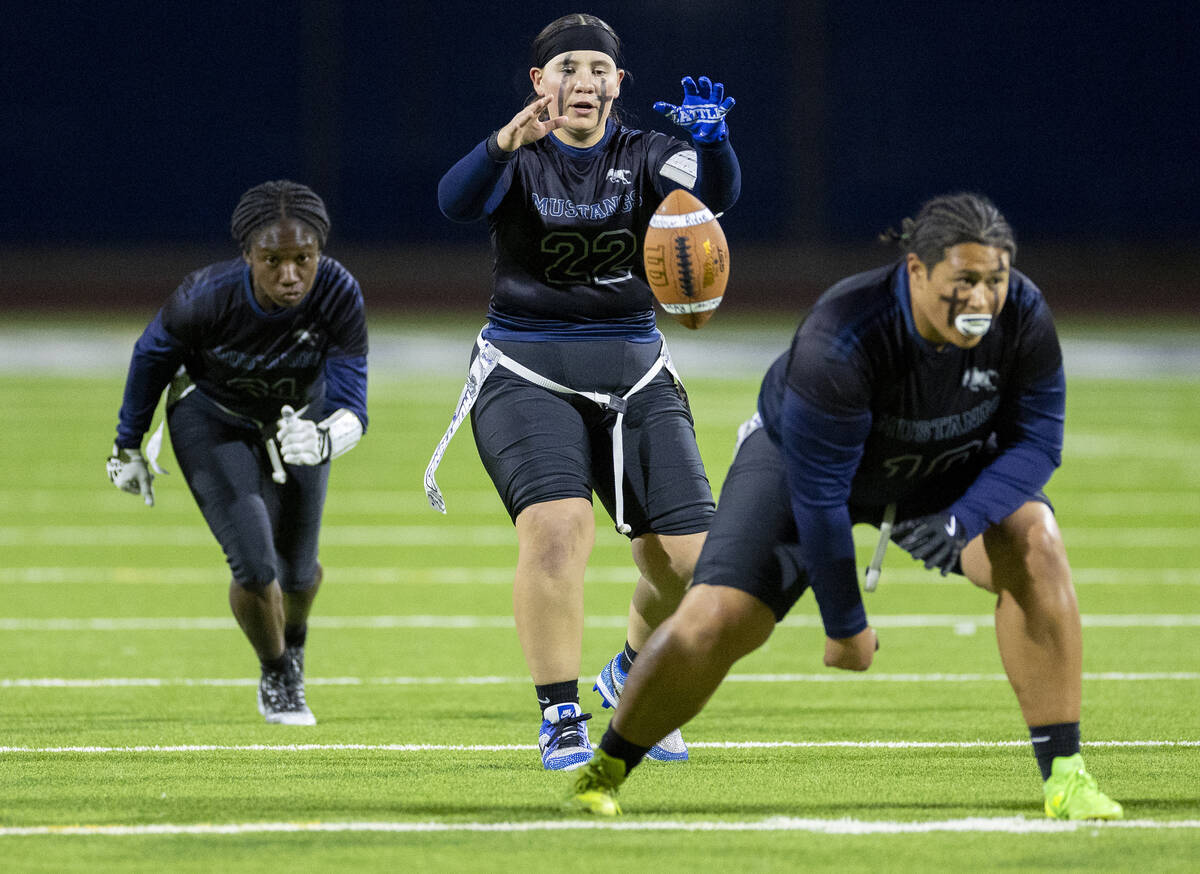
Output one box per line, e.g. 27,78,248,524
107,445,155,506
275,405,329,465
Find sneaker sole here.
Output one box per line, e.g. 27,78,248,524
257,690,317,726
644,740,689,763
543,750,594,771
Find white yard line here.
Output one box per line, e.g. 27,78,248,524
1,740,1197,754
4,566,1200,585
4,328,1199,379
2,816,1199,837
2,672,1197,689
2,614,1199,632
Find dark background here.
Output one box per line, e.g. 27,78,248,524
5,0,1197,315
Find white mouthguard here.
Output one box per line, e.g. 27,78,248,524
955,314,992,337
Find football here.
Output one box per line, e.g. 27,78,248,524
643,189,730,329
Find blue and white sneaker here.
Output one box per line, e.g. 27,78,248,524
538,703,593,771
594,651,689,762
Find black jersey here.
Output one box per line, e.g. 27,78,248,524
755,260,1065,636
760,261,1063,513
486,123,692,335
116,256,368,446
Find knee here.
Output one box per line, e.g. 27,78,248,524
995,516,1076,611
1025,520,1071,581
280,562,322,593
231,572,276,594
516,501,594,574
634,532,705,592
666,585,773,663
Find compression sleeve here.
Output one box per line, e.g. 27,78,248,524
437,135,517,222
323,354,369,431
692,137,741,214
778,386,873,638
115,311,185,448
948,369,1065,538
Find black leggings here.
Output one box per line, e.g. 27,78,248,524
168,392,329,590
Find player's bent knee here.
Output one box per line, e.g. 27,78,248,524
675,585,774,662
231,573,276,593
280,563,323,593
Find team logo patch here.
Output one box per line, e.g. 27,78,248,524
606,168,633,184
962,368,999,392
293,328,320,346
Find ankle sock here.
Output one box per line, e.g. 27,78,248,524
619,641,637,674
1030,721,1081,780
284,624,307,649
260,652,290,674
535,680,579,714
599,724,650,775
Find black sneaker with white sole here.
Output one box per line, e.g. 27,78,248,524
257,656,316,726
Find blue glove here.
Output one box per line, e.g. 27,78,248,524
654,76,735,143
893,512,968,576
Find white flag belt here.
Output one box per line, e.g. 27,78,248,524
424,330,680,535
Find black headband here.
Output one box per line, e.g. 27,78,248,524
535,24,619,69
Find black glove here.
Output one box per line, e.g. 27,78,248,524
893,512,967,576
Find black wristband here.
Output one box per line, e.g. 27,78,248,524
485,131,518,162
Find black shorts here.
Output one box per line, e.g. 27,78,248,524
691,427,807,621
470,337,714,538
693,426,1054,620
168,391,329,589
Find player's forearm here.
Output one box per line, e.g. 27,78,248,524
786,492,867,637
323,354,368,431
692,138,741,213
951,441,1059,538
437,137,513,221
951,377,1064,536
115,316,183,447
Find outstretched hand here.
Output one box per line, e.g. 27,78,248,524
496,95,567,152
654,76,735,143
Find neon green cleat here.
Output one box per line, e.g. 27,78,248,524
1043,753,1123,820
567,749,627,816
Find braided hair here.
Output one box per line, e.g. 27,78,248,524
881,192,1016,269
230,180,330,252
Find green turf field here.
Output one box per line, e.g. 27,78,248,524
0,320,1197,871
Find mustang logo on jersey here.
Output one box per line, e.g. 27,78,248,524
605,169,633,184
962,367,999,392
293,327,320,346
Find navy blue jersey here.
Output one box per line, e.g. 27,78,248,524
116,256,368,448
439,119,740,339
757,261,1065,636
